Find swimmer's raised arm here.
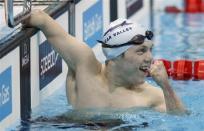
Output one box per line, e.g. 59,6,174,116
24,10,101,73
150,61,186,114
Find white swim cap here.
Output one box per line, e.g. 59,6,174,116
98,18,150,60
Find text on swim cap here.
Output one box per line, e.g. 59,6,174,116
104,27,132,43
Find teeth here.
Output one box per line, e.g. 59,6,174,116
139,66,150,71
140,66,149,70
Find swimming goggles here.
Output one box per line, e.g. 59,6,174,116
98,30,153,48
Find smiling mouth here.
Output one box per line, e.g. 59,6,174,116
139,66,150,73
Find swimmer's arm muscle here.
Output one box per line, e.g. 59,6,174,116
150,61,186,114
27,10,101,73
159,81,186,114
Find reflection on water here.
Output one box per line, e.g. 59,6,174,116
17,108,155,130
153,13,204,60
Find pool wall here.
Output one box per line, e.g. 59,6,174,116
0,47,20,130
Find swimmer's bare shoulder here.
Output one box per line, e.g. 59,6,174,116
66,64,108,108
143,82,166,112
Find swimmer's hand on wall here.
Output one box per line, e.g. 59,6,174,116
22,10,49,28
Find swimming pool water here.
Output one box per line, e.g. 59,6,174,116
6,10,204,131
153,12,204,60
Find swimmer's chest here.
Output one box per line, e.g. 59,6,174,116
109,88,151,108
74,73,151,108
69,72,109,106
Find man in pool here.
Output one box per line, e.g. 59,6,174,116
24,10,185,114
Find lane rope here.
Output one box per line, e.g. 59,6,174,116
154,59,204,80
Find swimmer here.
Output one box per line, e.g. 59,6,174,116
24,10,186,114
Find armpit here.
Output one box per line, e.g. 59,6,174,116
66,68,77,107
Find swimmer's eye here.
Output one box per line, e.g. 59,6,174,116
136,48,147,55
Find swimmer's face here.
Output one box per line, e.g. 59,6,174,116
121,41,153,83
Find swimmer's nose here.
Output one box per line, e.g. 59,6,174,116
144,51,153,64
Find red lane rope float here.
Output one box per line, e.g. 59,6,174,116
153,59,204,80
165,0,204,13
185,0,201,13
194,60,204,80
164,6,182,13
172,60,192,80
200,0,204,12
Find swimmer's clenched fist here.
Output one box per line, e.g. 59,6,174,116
150,61,169,87
150,61,185,114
